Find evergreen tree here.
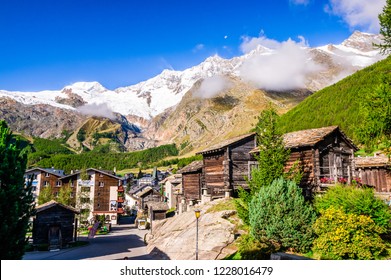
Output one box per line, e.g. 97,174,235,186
0,120,35,259
249,178,316,253
235,107,290,224
375,0,391,55
356,75,391,151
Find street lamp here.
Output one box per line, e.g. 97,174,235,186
194,209,201,260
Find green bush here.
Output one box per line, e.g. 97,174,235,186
237,234,273,260
249,178,316,253
313,207,388,260
314,185,391,231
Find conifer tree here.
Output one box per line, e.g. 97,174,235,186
0,120,35,259
375,0,391,55
235,107,290,224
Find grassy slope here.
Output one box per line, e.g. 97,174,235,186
278,56,391,144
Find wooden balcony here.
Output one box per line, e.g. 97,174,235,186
118,186,124,192
117,208,124,214
117,197,124,203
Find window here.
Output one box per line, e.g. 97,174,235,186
56,181,61,187
99,182,104,187
44,181,49,186
54,192,59,197
45,172,50,177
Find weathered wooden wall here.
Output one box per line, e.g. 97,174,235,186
285,149,314,186
357,168,391,193
230,137,257,190
203,154,225,198
183,172,201,201
33,205,76,247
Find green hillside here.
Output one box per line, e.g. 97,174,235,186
278,56,391,149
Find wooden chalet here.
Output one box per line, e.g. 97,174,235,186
177,160,203,203
355,154,391,193
33,200,79,250
197,133,257,199
251,126,358,193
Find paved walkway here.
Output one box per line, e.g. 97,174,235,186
23,216,154,260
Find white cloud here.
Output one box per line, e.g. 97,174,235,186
239,36,323,91
77,103,115,120
193,44,205,52
193,75,233,99
290,0,310,6
325,0,385,33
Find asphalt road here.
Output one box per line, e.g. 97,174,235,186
23,216,154,260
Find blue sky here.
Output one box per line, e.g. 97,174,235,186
0,0,385,91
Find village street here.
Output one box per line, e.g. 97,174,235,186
23,216,154,260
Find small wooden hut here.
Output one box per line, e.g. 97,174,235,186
251,126,358,193
146,201,169,220
355,154,391,193
177,160,203,203
33,200,79,250
197,133,257,199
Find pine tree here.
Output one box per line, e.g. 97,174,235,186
249,178,316,253
0,120,35,259
375,0,391,55
235,107,290,224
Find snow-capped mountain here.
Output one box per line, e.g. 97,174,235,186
0,31,385,121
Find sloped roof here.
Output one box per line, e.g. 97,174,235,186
197,132,256,155
60,168,121,180
25,167,64,177
36,200,80,214
145,201,169,211
355,155,389,168
250,126,357,153
177,160,203,174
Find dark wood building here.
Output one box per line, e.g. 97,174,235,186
251,126,358,193
145,201,169,221
177,160,203,202
355,155,391,193
197,133,257,199
33,200,79,250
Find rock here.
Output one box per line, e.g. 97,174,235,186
146,199,237,260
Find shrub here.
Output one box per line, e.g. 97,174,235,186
237,234,274,260
314,184,391,231
313,207,388,260
249,178,317,253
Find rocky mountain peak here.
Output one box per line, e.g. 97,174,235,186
341,30,383,52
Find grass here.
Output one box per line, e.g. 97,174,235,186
205,198,236,214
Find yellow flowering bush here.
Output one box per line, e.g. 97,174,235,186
313,207,387,260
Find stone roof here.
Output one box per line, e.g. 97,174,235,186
250,126,357,153
36,200,80,214
197,132,256,154
177,160,203,174
145,201,169,211
355,155,389,168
